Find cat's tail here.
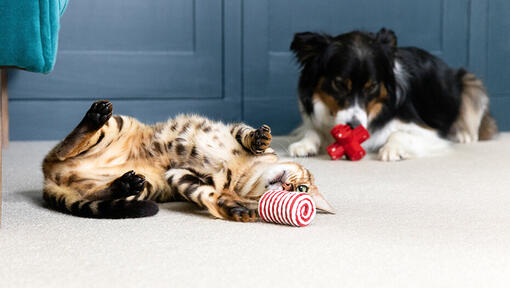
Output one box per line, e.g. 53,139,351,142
42,183,159,219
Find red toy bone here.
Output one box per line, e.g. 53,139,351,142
327,124,370,161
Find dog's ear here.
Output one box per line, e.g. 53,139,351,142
375,28,397,54
290,32,331,67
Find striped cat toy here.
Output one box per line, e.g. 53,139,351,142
258,190,316,227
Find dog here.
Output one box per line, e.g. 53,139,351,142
288,28,498,161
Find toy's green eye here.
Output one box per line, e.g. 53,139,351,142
296,185,309,193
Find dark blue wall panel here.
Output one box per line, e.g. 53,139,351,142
11,0,224,101
10,0,243,140
8,0,510,140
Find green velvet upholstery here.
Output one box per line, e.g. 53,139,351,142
0,0,68,73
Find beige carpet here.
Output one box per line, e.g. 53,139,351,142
1,135,510,287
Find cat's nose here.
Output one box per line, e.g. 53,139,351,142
282,183,293,191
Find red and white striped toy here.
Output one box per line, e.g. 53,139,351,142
258,190,316,227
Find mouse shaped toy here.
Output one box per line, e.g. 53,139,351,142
327,124,370,161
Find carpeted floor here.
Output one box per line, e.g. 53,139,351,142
1,136,510,287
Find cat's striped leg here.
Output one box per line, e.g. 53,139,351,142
165,168,213,208
60,170,148,201
43,170,158,218
53,100,113,160
52,100,138,161
165,168,257,222
229,123,272,154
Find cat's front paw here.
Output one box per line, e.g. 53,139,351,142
85,100,113,130
250,125,272,154
229,206,258,222
289,139,319,157
378,143,411,162
218,197,257,222
111,170,146,198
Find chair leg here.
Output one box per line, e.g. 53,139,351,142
1,69,8,148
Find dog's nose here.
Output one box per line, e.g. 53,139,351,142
346,119,361,129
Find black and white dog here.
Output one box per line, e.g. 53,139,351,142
289,28,497,161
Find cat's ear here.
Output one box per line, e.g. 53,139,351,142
375,28,397,54
310,186,335,214
290,32,331,67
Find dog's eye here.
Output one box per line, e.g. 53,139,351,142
296,185,309,193
332,77,349,91
364,82,379,94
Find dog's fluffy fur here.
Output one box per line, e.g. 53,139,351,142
289,28,498,161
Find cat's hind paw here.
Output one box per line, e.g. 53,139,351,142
111,170,146,199
85,100,113,130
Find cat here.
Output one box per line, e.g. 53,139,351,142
42,100,334,221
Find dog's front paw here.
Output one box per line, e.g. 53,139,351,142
452,131,478,144
378,143,411,162
289,140,319,157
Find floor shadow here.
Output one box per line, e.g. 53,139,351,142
10,190,45,206
14,190,213,219
159,201,212,219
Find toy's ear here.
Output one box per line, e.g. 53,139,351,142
290,32,332,67
375,28,397,54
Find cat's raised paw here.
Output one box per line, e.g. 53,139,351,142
111,170,146,198
86,100,113,130
251,125,272,154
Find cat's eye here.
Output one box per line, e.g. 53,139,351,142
296,185,309,193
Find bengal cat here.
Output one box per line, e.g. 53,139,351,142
42,100,334,221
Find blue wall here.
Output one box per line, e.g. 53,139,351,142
8,0,510,140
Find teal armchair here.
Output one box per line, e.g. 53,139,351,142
0,0,68,225
0,0,68,72
0,0,67,146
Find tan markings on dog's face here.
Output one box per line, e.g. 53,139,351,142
313,77,349,116
367,82,388,121
364,80,380,95
345,78,353,91
378,82,388,100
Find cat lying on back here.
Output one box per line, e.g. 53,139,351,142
42,100,334,221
